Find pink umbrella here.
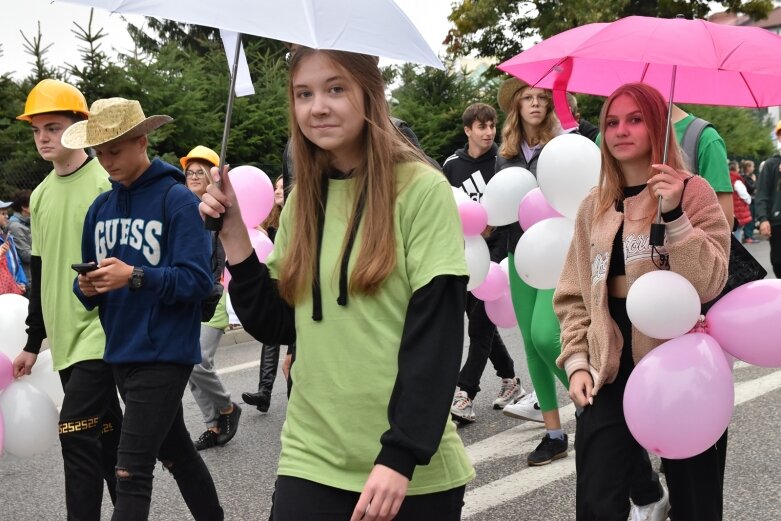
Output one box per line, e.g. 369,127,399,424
499,14,781,245
499,15,781,108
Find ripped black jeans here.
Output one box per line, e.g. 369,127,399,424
111,363,224,521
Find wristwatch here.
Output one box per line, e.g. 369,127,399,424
129,266,145,291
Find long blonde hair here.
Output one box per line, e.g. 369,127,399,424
498,87,559,159
278,48,426,304
595,82,685,219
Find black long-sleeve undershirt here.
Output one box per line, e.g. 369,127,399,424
226,252,467,480
23,255,46,354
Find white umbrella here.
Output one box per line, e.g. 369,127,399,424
55,0,441,229
55,0,442,68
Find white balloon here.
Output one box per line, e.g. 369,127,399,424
513,218,575,289
537,134,601,219
499,257,510,276
464,235,490,291
482,167,538,225
23,350,65,408
451,186,472,205
0,380,59,458
0,294,28,359
626,271,701,340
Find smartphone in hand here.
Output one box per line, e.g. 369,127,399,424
71,262,99,275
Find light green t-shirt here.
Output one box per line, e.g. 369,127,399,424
674,114,732,193
204,292,228,330
30,159,111,370
268,162,474,494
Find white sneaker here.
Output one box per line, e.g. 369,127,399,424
630,485,670,521
502,391,544,422
493,377,525,409
450,390,475,423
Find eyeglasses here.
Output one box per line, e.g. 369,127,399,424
185,170,208,179
519,94,550,106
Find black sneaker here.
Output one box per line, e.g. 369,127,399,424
193,430,219,451
527,433,568,466
241,389,271,413
216,403,242,446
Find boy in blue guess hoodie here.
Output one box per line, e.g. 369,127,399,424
66,98,224,521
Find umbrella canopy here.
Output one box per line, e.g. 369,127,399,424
56,0,442,68
499,15,781,108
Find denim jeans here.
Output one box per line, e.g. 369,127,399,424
457,293,515,399
111,363,223,521
59,359,123,521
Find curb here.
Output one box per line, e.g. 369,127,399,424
219,327,256,347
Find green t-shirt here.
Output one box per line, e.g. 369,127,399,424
204,292,228,330
30,159,111,370
674,114,732,193
268,162,474,494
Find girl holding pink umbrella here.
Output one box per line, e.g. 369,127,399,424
555,82,730,520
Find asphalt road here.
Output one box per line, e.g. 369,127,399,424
1,239,779,520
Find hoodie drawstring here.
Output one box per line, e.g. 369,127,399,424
311,174,366,322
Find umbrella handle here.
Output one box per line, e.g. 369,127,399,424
205,33,244,232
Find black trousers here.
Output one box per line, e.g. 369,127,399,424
273,476,465,521
58,359,123,521
111,363,223,521
576,297,725,521
769,224,781,278
457,294,515,399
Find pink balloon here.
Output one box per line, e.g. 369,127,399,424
706,279,781,367
224,229,275,289
250,230,275,263
0,353,12,392
458,200,488,236
230,165,274,228
518,187,563,231
484,290,518,328
471,262,509,301
623,333,734,460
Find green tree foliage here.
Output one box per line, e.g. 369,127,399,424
680,104,775,160
446,0,773,63
391,63,499,165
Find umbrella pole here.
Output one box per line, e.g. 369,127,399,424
205,33,244,232
650,65,678,247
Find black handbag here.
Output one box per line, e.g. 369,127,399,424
702,234,767,313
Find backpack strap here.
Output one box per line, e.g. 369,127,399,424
679,117,712,176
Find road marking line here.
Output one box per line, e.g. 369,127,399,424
216,359,260,375
463,369,781,518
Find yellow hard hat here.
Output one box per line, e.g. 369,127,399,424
180,145,220,169
16,79,89,122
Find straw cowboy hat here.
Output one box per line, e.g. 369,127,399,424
497,77,531,113
62,98,172,149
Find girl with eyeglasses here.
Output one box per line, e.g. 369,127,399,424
181,145,242,451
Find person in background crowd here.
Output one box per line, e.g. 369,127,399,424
755,122,781,277
1,200,28,295
11,79,123,521
556,82,730,521
729,160,752,243
740,159,758,243
181,145,242,451
8,189,32,286
443,102,525,424
566,92,600,143
68,97,223,521
201,47,474,521
494,76,571,466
